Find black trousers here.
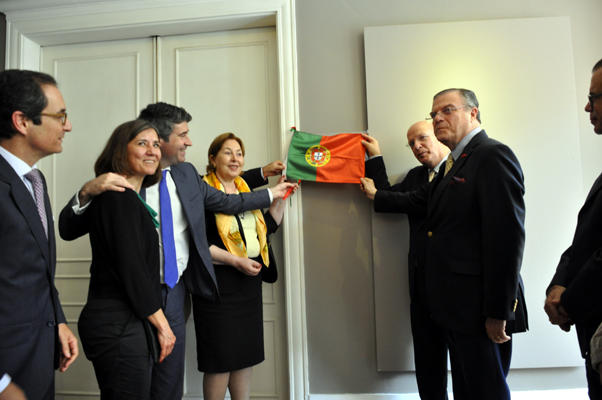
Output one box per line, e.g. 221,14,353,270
79,298,153,400
446,328,512,400
586,353,602,400
410,279,449,400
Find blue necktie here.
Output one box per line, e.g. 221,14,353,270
160,170,178,288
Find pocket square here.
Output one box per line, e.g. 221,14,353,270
448,176,466,186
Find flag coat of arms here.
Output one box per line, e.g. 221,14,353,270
286,128,365,183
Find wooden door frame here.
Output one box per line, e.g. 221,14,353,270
3,1,308,399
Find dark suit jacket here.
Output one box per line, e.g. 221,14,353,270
549,172,602,357
0,155,66,399
374,130,528,335
365,157,429,300
59,163,270,301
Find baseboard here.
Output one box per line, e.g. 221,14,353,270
308,389,588,400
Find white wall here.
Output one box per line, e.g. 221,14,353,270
296,0,602,395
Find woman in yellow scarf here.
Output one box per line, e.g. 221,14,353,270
192,132,291,400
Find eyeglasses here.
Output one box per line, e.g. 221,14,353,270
426,105,470,121
39,112,68,125
589,92,602,107
406,134,429,149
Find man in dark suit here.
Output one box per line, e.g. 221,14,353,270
362,121,449,400
361,88,527,400
545,58,602,400
59,102,293,400
0,70,79,400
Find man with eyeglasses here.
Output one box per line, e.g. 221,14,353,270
545,58,602,399
361,121,449,400
361,88,527,400
0,70,79,400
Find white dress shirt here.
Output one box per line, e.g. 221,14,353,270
145,167,190,285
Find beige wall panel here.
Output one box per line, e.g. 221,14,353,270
365,16,583,371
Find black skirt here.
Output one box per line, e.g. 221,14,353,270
192,257,265,373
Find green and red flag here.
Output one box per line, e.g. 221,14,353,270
286,128,366,183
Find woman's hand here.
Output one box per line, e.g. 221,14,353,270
147,309,176,363
234,256,262,276
268,176,287,225
270,180,299,200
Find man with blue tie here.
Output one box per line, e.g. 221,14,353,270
59,102,292,400
361,121,450,400
0,69,79,400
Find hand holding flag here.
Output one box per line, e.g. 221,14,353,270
286,128,366,184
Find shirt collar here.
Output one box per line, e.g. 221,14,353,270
450,127,481,160
431,152,450,173
0,145,37,178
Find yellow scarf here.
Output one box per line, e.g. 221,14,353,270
203,171,269,266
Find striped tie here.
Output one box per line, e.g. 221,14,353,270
444,155,454,176
25,169,48,238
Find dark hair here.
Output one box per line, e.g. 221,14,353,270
434,88,481,123
138,102,192,141
206,132,245,174
95,120,161,188
593,58,602,73
0,70,58,140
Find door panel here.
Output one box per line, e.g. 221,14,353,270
159,28,278,176
41,38,156,399
42,38,155,260
161,27,288,400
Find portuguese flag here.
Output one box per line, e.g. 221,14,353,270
286,128,366,183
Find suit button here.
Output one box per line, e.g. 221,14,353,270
427,232,433,237
47,320,56,327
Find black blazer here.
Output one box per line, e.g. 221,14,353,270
374,130,528,335
549,171,602,357
0,156,66,398
365,157,429,300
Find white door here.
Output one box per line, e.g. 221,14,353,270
159,27,288,400
42,27,288,400
41,37,156,399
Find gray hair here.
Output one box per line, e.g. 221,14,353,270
434,88,481,123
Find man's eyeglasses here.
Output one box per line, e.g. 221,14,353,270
589,92,602,108
426,105,470,121
407,134,429,149
39,112,68,125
